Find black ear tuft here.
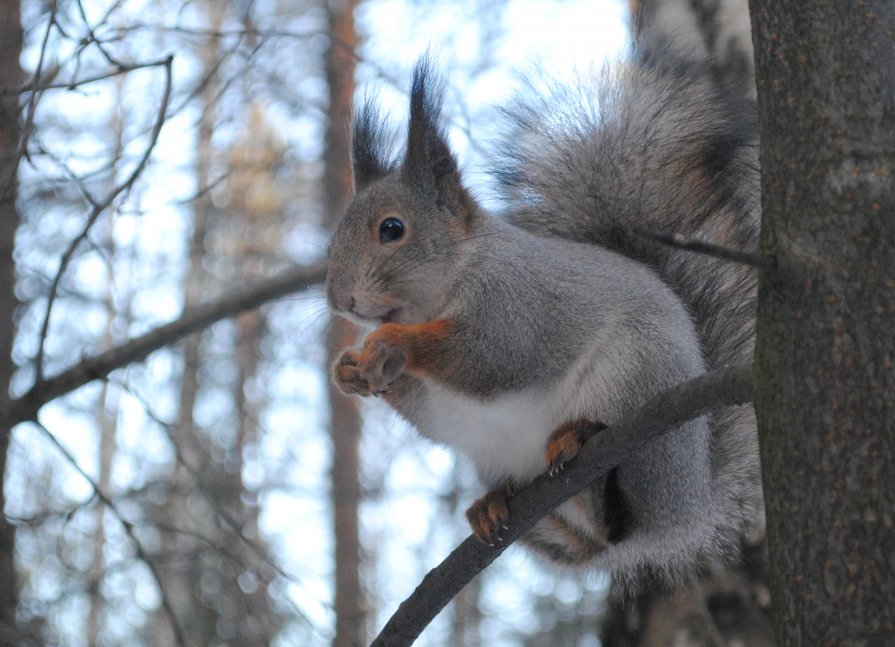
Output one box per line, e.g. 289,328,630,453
403,56,447,178
352,96,398,191
401,56,477,221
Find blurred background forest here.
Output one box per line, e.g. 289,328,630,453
0,1,770,646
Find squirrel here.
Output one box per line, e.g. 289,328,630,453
326,49,761,584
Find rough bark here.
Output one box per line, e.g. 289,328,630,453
749,2,895,645
324,1,364,645
0,2,22,643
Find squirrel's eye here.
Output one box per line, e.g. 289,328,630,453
379,217,405,243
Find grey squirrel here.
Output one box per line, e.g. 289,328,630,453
326,50,761,584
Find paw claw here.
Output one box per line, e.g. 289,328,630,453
545,419,597,475
466,487,512,545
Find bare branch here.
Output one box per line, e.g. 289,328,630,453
112,22,319,41
112,378,332,633
16,2,57,167
0,61,167,95
33,55,174,381
635,227,776,271
370,364,754,647
74,0,125,69
31,420,186,647
7,261,326,426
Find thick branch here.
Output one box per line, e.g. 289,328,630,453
5,261,327,425
371,364,754,647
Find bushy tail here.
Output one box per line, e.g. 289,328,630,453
494,45,763,551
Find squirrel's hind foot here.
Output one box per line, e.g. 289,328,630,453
466,485,513,545
545,419,607,476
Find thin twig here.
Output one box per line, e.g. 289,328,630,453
31,141,100,208
33,55,173,381
0,61,165,95
111,22,319,41
635,227,776,271
370,364,754,647
74,0,125,69
16,1,58,166
114,378,333,632
31,420,186,647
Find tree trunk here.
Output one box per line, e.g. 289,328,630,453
0,2,22,643
749,2,895,645
324,1,364,645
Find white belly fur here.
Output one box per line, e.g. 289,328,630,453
418,383,561,486
412,349,629,547
411,341,626,488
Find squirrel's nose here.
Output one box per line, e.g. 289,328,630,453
326,282,355,314
334,294,355,314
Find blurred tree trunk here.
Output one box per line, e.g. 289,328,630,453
450,581,481,647
599,3,774,646
87,336,121,646
324,1,364,645
448,468,482,647
750,2,895,645
88,80,127,645
150,3,224,644
0,2,22,643
600,547,774,647
634,0,754,95
231,308,276,640
221,94,292,643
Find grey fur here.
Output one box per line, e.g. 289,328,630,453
494,46,762,558
326,52,760,583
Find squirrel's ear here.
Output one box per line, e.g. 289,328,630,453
352,98,397,192
401,58,477,224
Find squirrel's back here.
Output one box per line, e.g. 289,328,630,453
494,44,763,553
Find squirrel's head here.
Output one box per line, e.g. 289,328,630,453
327,58,480,327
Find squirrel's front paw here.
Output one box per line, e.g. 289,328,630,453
333,349,372,396
332,332,407,397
